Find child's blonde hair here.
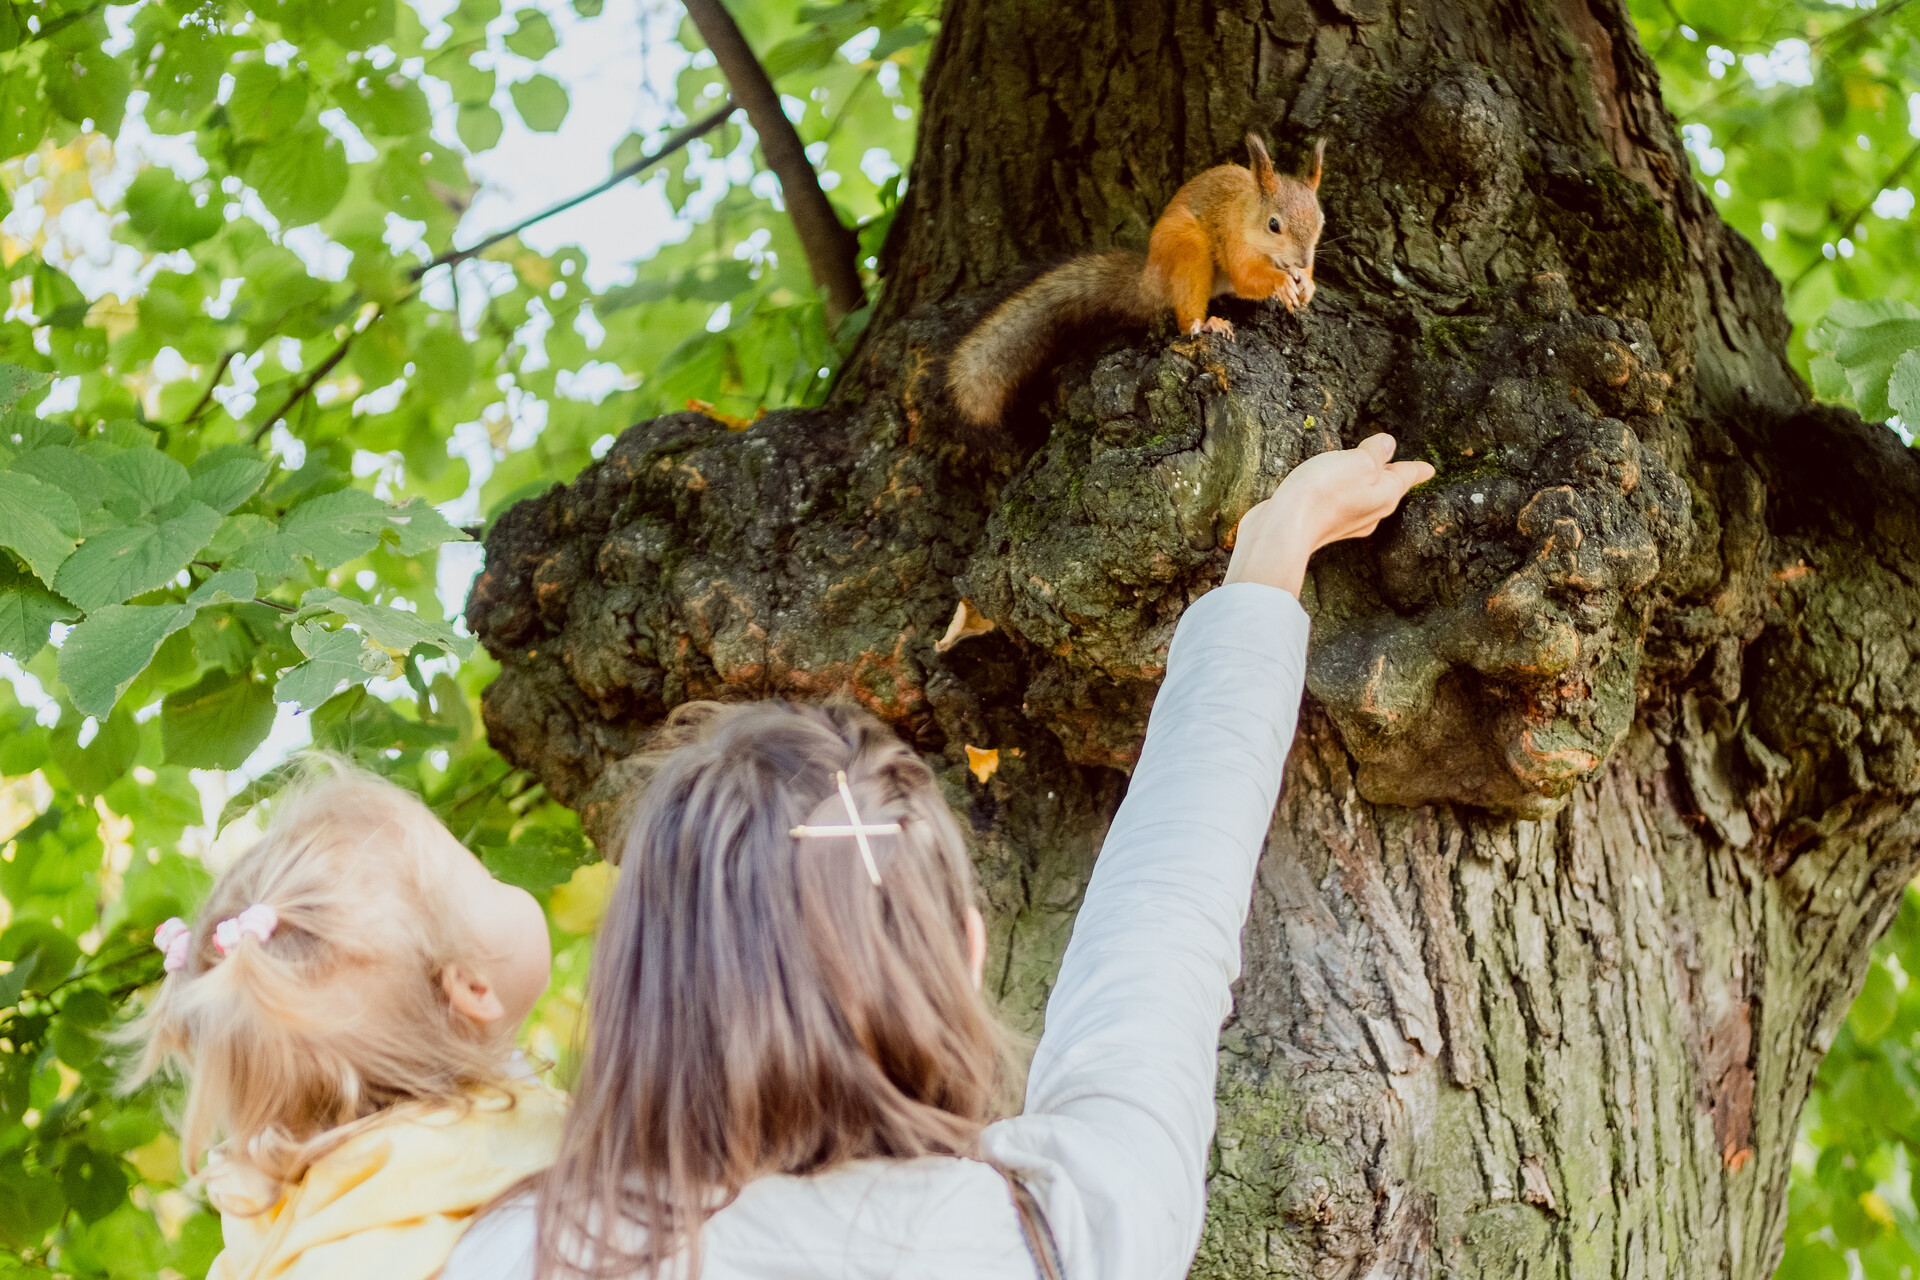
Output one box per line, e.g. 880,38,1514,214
128,755,514,1190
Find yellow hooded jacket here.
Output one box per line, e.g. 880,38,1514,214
204,1081,566,1280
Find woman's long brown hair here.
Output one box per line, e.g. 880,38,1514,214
533,701,1005,1278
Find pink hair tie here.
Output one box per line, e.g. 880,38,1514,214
214,904,279,956
153,918,191,974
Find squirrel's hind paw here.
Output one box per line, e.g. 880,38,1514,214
1187,316,1236,340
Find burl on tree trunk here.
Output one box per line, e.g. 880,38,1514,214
466,0,1920,1275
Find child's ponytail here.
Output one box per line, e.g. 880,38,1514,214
124,758,514,1193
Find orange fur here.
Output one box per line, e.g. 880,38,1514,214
948,134,1326,425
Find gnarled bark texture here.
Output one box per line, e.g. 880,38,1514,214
466,1,1920,1275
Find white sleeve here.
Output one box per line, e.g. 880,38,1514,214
435,1196,537,1280
985,582,1309,1280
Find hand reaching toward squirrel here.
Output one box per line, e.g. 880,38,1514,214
947,134,1326,427
1224,434,1434,598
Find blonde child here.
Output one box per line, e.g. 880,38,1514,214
130,758,564,1280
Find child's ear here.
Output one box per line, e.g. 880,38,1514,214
442,964,507,1024
1245,133,1279,195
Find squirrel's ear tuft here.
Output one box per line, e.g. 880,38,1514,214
1303,137,1326,191
1246,133,1279,195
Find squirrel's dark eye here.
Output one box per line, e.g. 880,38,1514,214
1268,217,1281,234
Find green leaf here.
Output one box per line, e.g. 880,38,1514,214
1888,350,1920,426
384,497,467,556
57,603,194,717
31,261,89,329
413,326,473,400
162,667,277,770
44,47,131,136
13,445,112,511
341,72,433,137
0,363,51,413
0,470,81,584
456,102,504,154
509,75,569,132
429,47,495,102
1851,962,1900,1042
102,447,192,521
188,454,271,515
122,168,223,252
481,831,594,893
297,587,474,659
0,921,81,995
59,1148,128,1225
53,501,222,612
0,64,51,158
0,559,75,660
187,568,258,608
276,621,384,711
505,10,557,59
227,63,310,142
245,126,351,227
1832,318,1920,424
232,486,391,576
1809,354,1852,405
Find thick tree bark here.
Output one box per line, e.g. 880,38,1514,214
466,0,1920,1276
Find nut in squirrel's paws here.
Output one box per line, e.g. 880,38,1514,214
1275,271,1315,313
1187,316,1236,339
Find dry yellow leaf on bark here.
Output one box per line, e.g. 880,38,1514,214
965,745,1000,784
936,599,995,652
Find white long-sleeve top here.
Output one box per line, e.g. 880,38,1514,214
441,583,1310,1280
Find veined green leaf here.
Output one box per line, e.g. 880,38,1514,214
245,126,351,227
188,454,271,515
1832,318,1920,424
0,470,81,585
0,559,75,660
58,603,194,717
384,497,468,556
276,621,385,710
297,587,474,659
53,501,222,613
232,486,391,576
102,448,193,521
0,364,51,414
161,668,277,770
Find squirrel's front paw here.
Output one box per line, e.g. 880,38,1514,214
1188,316,1236,340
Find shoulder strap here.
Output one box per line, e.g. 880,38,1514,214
1004,1172,1066,1280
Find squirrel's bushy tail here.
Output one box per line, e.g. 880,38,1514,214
947,250,1152,426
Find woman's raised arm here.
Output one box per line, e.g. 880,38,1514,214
988,435,1432,1280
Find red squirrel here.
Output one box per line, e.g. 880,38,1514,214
948,134,1326,426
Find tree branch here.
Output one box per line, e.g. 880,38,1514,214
1788,138,1920,293
180,349,238,424
681,0,866,320
248,312,378,446
410,99,741,281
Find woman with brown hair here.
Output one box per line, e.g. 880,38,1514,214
443,434,1433,1280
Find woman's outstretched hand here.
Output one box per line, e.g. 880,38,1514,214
1224,433,1435,597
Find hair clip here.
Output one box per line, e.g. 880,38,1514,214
154,917,192,974
214,903,279,956
790,771,894,886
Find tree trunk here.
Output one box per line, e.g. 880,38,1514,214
465,0,1920,1275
